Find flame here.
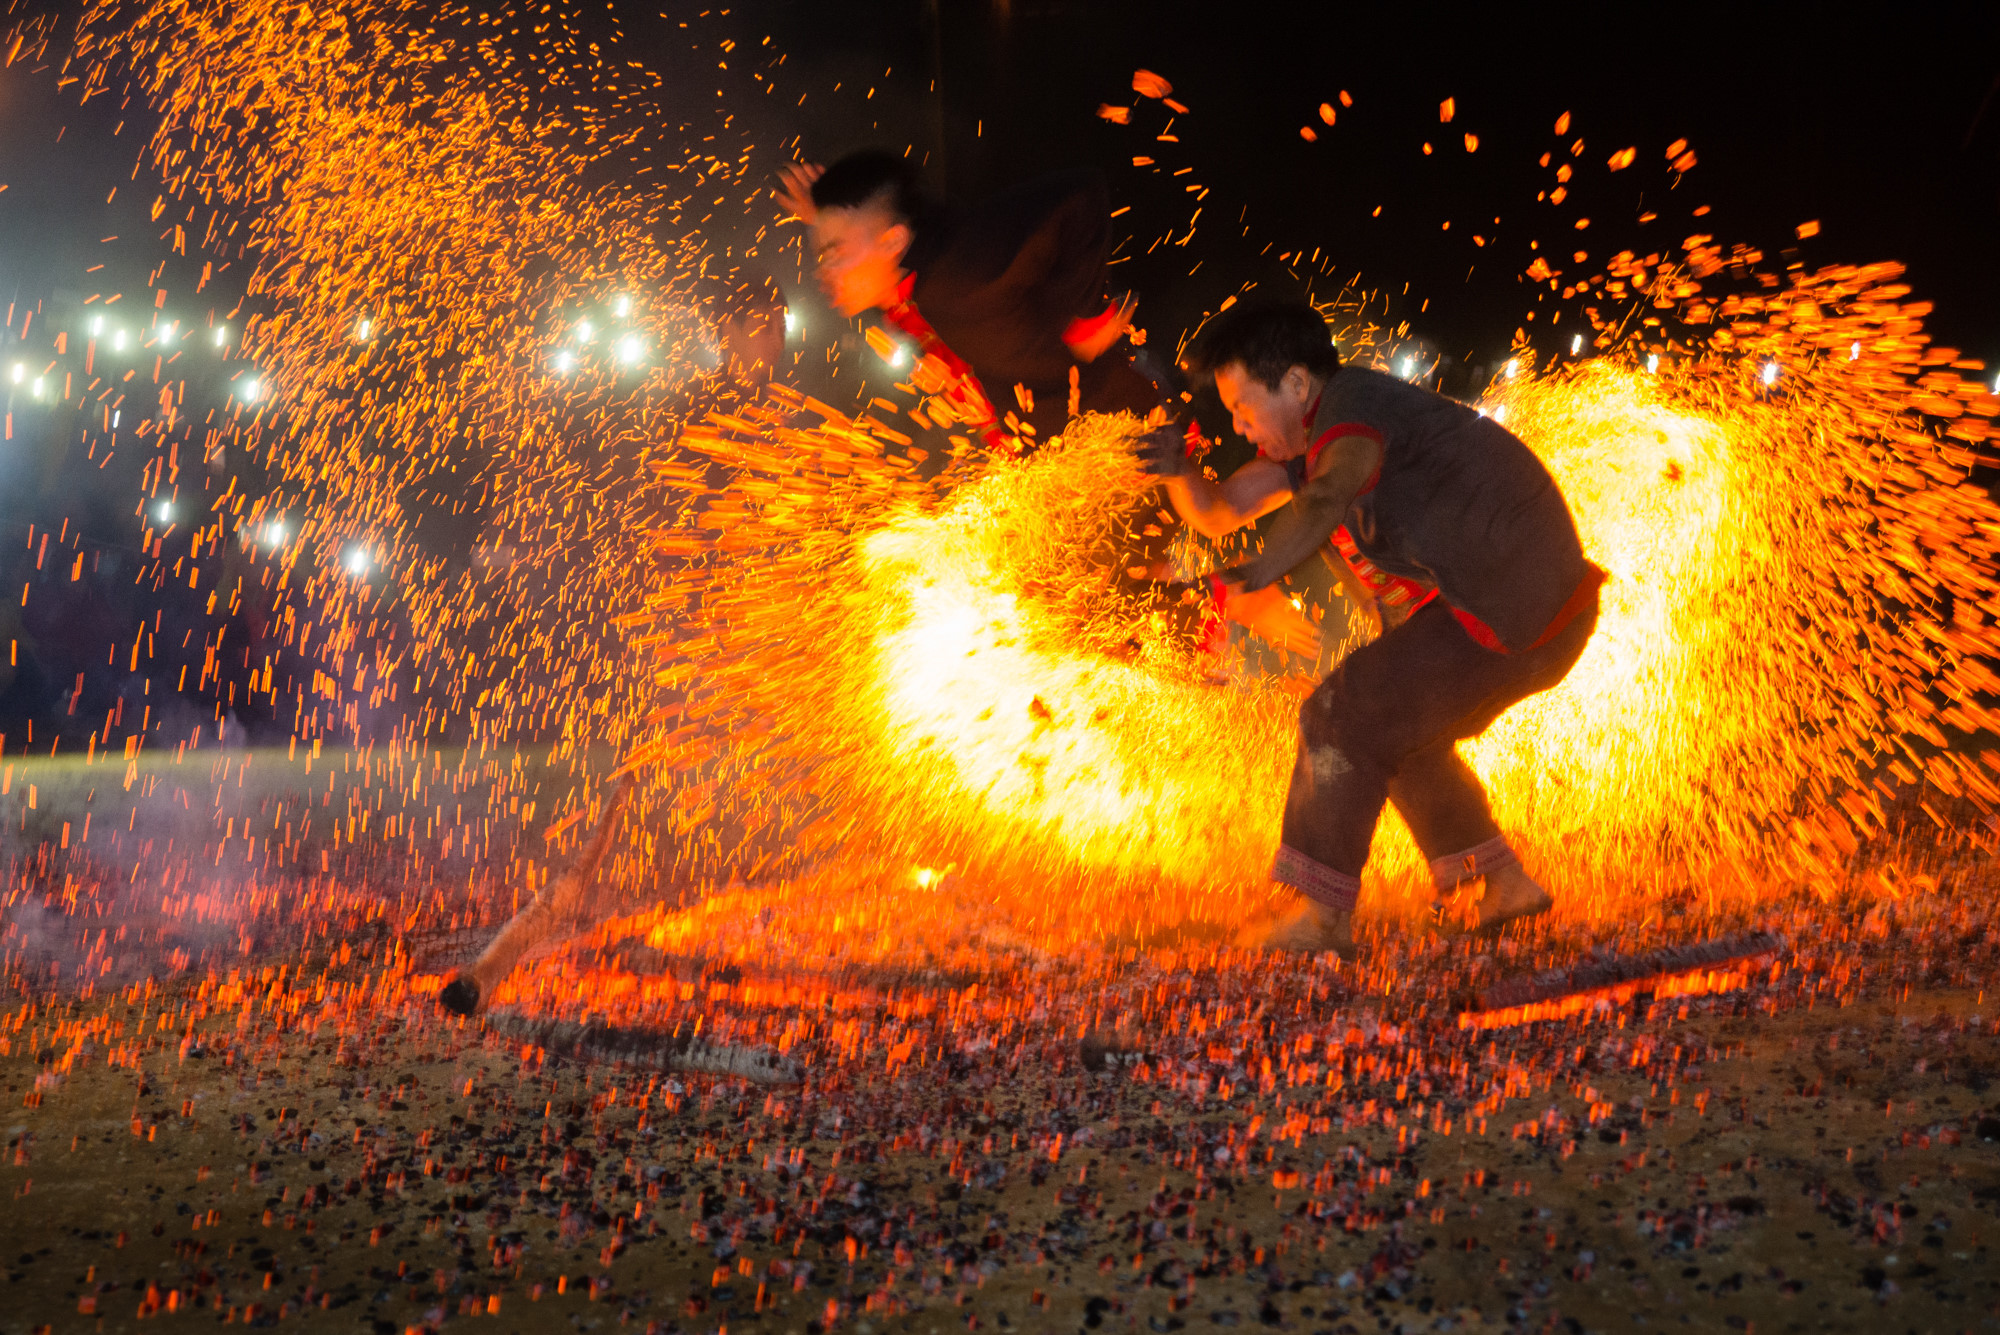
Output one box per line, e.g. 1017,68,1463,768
850,431,1288,894
816,372,1747,911
33,0,2000,973
651,259,2000,939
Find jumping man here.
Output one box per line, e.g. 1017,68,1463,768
776,151,1158,452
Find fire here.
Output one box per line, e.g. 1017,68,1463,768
849,425,1290,900
650,256,2000,937
11,0,1994,985
744,373,1746,919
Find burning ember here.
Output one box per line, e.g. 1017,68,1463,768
3,4,2000,1329
639,273,2000,937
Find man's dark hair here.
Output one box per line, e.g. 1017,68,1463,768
810,150,928,225
1186,301,1341,389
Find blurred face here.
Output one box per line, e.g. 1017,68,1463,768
810,202,911,317
1214,362,1317,459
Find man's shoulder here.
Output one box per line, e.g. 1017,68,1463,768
913,171,1107,305
1324,363,1412,405
1324,365,1473,431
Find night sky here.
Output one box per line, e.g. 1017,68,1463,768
1,1,1994,383
758,1,2000,373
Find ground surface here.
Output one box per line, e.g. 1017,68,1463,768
3,752,2000,1334
1,848,1999,1335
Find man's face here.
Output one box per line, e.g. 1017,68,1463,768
810,203,910,317
1214,362,1313,458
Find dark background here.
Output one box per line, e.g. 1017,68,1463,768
3,2,1995,369
751,0,2000,371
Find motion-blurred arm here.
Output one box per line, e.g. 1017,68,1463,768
1137,426,1294,539
1224,432,1382,591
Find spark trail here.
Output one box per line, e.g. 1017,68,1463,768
17,0,2000,976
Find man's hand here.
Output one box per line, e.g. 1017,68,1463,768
1210,571,1322,661
775,162,824,225
1066,292,1137,363
1135,424,1195,478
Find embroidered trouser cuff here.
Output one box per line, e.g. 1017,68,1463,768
1427,835,1519,890
1272,844,1362,914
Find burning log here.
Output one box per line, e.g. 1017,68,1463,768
481,1007,803,1086
439,780,636,1015
1470,930,1784,1012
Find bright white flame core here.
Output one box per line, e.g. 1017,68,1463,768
847,372,1748,901
1459,371,1737,857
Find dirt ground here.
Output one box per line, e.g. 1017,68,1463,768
1,872,1997,1335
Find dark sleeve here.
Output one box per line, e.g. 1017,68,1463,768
957,170,1112,329
911,171,1117,395
1015,170,1113,328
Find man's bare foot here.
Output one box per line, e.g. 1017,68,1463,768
1236,899,1356,960
1470,864,1554,936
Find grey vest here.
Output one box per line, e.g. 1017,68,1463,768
1310,366,1588,651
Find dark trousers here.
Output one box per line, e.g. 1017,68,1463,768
1271,594,1598,911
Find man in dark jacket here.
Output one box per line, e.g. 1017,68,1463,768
777,151,1158,453
1141,302,1603,957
